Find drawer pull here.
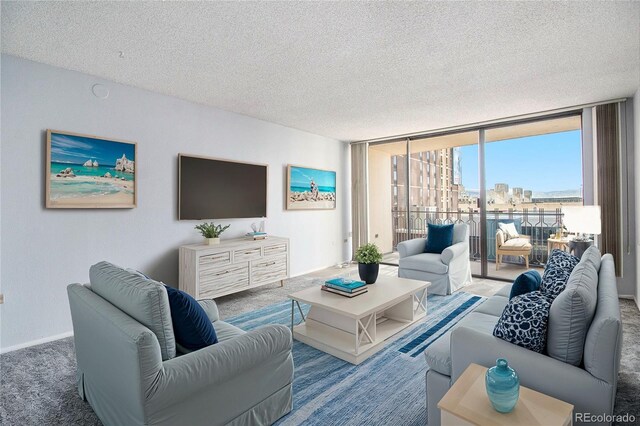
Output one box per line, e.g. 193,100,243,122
264,261,276,266
216,270,230,276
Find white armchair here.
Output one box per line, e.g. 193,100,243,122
397,223,472,295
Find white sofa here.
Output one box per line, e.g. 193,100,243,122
397,223,472,295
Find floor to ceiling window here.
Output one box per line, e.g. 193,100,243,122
365,113,583,281
483,115,583,279
368,131,479,265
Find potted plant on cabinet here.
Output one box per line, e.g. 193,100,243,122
195,222,230,245
355,243,383,284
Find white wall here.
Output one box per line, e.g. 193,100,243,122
0,55,351,351
368,147,393,253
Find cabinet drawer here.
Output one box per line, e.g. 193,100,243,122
234,247,262,262
199,264,249,298
263,243,288,257
199,251,231,269
252,255,287,285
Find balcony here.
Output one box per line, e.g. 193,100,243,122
384,207,563,280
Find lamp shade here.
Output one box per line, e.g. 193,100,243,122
562,206,601,235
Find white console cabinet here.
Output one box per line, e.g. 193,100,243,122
179,236,290,299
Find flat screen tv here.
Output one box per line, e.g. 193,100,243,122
179,154,267,220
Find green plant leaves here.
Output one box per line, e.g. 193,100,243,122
194,222,230,238
355,243,383,264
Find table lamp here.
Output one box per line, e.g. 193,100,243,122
562,206,601,258
562,206,601,241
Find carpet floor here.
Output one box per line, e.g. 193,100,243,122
1,271,639,425
227,292,485,425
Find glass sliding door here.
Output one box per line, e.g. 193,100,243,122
483,115,583,280
408,131,481,272
362,113,584,280
367,132,481,268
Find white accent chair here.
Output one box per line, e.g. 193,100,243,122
495,229,532,270
397,223,472,295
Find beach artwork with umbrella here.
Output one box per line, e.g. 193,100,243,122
46,130,137,208
286,165,336,210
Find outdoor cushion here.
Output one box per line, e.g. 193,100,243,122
89,261,176,360
547,246,601,365
424,312,497,376
500,238,532,250
509,270,542,299
498,222,519,240
398,253,449,274
424,223,454,254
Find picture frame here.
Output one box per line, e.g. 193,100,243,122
46,129,137,208
286,165,336,210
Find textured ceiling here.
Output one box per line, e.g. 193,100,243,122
2,1,639,142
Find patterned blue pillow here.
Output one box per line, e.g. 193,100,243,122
493,292,552,353
540,249,579,300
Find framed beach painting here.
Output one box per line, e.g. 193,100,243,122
286,165,336,210
46,130,137,208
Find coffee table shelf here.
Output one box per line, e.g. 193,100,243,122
288,276,430,365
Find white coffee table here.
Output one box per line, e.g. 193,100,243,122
288,275,430,365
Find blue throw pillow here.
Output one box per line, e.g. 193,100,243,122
165,286,218,351
509,270,542,300
424,223,454,254
540,249,579,301
493,292,552,353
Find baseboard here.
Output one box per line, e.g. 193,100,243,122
0,262,353,354
619,295,640,311
290,262,352,279
0,331,73,354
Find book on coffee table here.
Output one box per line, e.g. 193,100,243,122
324,283,366,293
321,285,368,298
324,277,366,292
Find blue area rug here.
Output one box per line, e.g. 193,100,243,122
226,291,485,426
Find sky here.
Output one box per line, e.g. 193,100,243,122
458,130,582,193
50,133,135,166
290,166,336,189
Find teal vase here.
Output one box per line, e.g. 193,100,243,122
485,358,520,413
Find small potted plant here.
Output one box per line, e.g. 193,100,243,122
195,222,230,245
355,243,383,284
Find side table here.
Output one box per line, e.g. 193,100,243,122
547,237,571,257
568,240,594,259
438,363,574,426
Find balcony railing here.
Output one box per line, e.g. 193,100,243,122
392,207,563,266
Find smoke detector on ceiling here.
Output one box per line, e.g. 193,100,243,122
91,84,109,99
